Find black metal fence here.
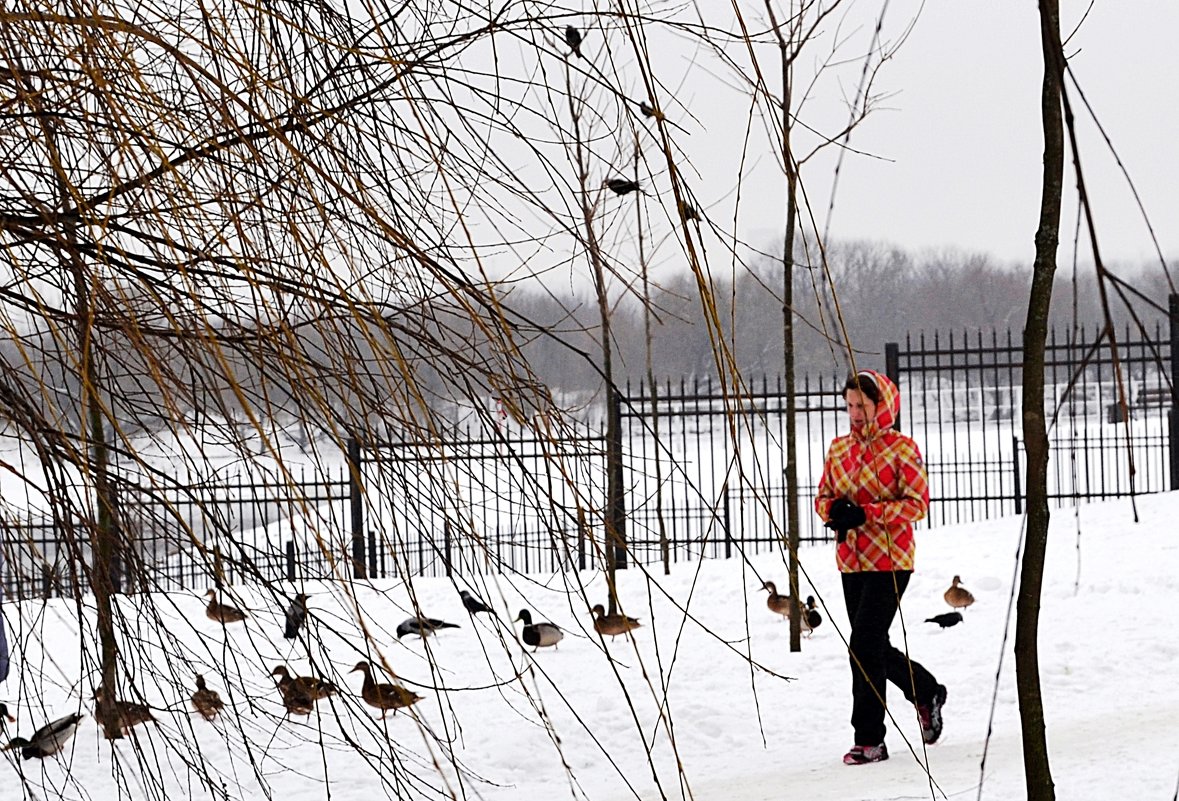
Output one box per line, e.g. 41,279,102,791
3,298,1176,596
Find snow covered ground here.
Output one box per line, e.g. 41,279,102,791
2,491,1177,800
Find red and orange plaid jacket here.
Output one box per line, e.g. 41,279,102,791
815,370,929,573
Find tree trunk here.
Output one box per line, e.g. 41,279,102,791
1017,2,1063,797
780,66,803,654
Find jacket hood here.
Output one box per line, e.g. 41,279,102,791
853,369,899,435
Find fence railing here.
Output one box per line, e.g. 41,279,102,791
2,298,1175,597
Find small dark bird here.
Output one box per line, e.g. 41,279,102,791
605,178,641,196
944,575,976,610
191,675,225,721
564,25,583,58
459,590,493,616
396,616,460,639
2,712,84,760
284,593,310,639
514,609,564,651
205,589,248,624
639,101,659,119
925,612,964,629
802,596,822,636
679,201,699,222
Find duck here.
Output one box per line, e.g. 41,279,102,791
93,687,156,735
283,593,310,640
514,609,564,651
944,576,976,610
761,581,795,621
2,712,84,760
801,596,822,636
270,665,338,716
459,590,493,616
191,675,224,721
590,604,642,639
350,661,423,718
925,611,964,629
205,589,248,623
395,615,459,639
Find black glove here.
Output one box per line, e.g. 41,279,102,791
824,498,867,535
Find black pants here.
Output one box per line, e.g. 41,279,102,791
841,570,940,746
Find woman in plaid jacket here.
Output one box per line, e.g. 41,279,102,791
816,370,947,765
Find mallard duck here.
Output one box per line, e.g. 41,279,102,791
944,576,975,610
761,581,795,621
350,661,423,718
205,589,248,623
2,712,84,760
191,675,224,721
283,593,310,640
270,665,338,716
93,687,156,735
591,604,642,639
459,590,493,616
395,615,459,639
802,596,822,636
514,609,564,651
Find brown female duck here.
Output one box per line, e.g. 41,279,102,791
191,675,224,721
270,665,338,716
944,575,975,610
205,589,248,623
761,581,796,621
351,661,423,718
591,604,642,639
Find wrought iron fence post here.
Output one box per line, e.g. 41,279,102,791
1013,436,1023,515
285,540,296,583
577,507,587,571
347,436,367,580
1170,294,1178,490
885,342,901,431
443,519,453,577
722,483,732,560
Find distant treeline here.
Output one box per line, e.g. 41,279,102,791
0,240,1170,438
503,240,1172,392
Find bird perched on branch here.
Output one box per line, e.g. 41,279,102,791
604,178,642,196
591,604,642,639
1,712,83,760
396,616,460,639
564,25,583,58
284,593,310,640
191,675,224,721
205,589,248,624
944,576,975,610
270,665,338,716
351,661,423,718
514,609,564,651
639,101,661,120
761,581,795,621
925,612,964,629
460,590,493,616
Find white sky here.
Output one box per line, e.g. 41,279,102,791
733,1,1179,268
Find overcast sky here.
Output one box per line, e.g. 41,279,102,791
662,1,1179,272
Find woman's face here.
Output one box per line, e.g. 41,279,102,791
845,389,877,429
